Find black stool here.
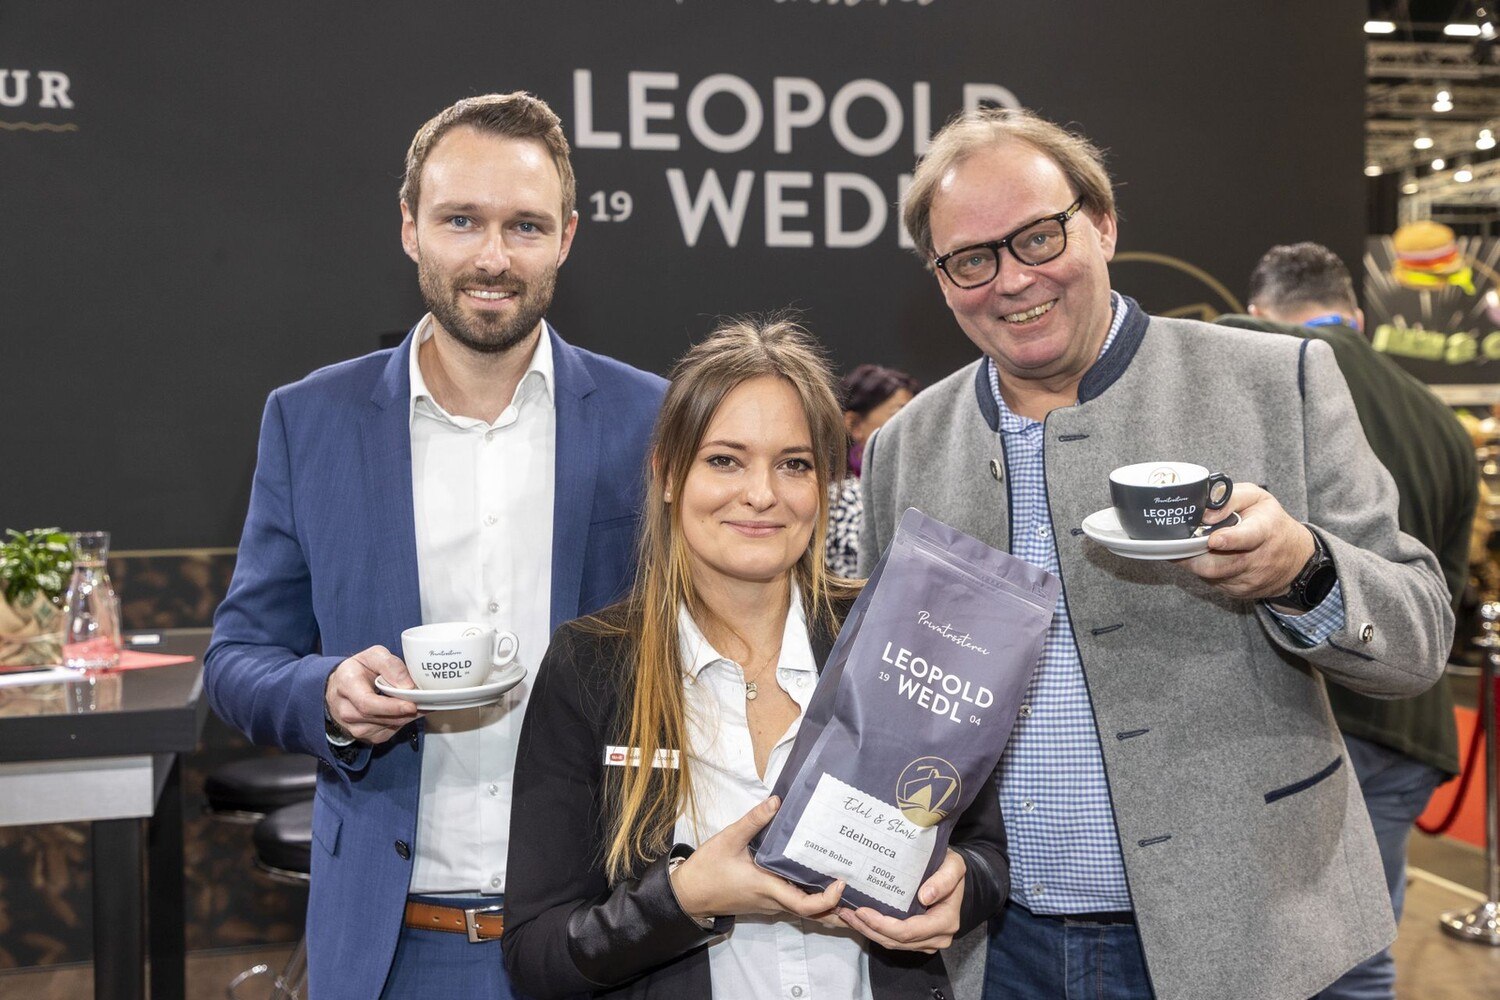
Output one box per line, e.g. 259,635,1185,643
229,800,312,1000
204,754,318,823
252,799,313,884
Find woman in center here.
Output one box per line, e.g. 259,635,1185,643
503,318,1008,999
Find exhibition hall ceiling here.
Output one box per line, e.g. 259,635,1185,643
1366,0,1500,215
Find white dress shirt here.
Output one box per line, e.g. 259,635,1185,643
673,592,872,1000
407,316,555,895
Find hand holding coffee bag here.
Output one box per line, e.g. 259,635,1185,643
753,508,1058,918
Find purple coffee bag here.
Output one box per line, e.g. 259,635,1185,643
753,507,1058,918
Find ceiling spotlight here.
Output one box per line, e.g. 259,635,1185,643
1434,96,1455,112
1364,20,1397,33
1478,129,1496,150
1365,162,1383,177
1446,23,1484,37
1457,166,1475,182
1433,157,1448,170
1415,134,1435,150
1402,180,1420,194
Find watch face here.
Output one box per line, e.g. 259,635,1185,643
1305,564,1338,607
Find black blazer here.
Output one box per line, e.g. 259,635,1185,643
503,601,1010,1000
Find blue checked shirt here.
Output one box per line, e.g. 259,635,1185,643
990,292,1345,913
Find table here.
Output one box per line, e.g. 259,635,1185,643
0,629,209,1000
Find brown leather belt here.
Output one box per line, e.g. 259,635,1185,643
403,900,504,942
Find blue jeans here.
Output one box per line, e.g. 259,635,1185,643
983,900,1154,1000
1316,736,1446,1000
379,895,524,999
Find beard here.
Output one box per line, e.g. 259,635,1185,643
417,255,558,355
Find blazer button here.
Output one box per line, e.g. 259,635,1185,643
930,990,947,1000
1359,623,1375,644
409,729,420,750
394,840,411,860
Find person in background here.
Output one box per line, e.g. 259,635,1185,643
204,93,665,999
862,107,1453,1000
825,364,920,577
1217,241,1477,1000
503,318,1008,1000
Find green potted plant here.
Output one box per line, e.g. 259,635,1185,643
0,527,74,667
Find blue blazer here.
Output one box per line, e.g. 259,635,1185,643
205,323,666,1000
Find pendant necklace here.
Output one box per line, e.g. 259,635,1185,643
743,646,782,702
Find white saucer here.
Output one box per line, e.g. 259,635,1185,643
1080,508,1241,561
374,663,527,710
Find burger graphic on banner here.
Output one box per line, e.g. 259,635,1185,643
1390,221,1476,295
1363,222,1500,381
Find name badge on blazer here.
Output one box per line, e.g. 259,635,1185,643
603,745,681,769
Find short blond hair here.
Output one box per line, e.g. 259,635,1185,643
904,107,1115,264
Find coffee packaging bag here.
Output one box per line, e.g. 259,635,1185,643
753,507,1058,918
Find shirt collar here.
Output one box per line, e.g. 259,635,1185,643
988,289,1124,431
408,314,555,422
677,582,817,680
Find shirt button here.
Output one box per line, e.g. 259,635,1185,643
484,514,498,526
791,989,804,998
797,676,809,688
394,840,411,860
1018,704,1032,718
488,783,499,796
1036,524,1051,538
490,875,502,888
488,601,499,614
485,430,496,442
1022,799,1035,812
1032,883,1045,896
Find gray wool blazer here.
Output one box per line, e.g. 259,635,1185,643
859,301,1453,1000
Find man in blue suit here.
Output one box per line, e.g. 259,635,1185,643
205,92,666,999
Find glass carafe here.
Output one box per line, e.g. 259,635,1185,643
62,531,121,670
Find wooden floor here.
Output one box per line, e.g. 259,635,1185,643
0,856,1494,998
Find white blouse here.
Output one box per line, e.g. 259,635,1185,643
673,592,873,1000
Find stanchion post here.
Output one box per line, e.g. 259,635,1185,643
1439,601,1500,944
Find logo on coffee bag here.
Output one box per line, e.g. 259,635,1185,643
915,610,990,654
896,756,961,827
880,642,995,724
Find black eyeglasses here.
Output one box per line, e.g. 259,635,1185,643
933,199,1084,289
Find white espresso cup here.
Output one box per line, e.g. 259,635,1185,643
400,622,520,691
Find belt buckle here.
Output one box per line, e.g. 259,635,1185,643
464,904,503,943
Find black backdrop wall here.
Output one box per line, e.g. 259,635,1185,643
2,1,1365,548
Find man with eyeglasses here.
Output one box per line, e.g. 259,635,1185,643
858,108,1452,1000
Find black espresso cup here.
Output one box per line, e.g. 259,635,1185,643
1108,462,1234,540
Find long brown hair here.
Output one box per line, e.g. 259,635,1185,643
593,315,858,882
